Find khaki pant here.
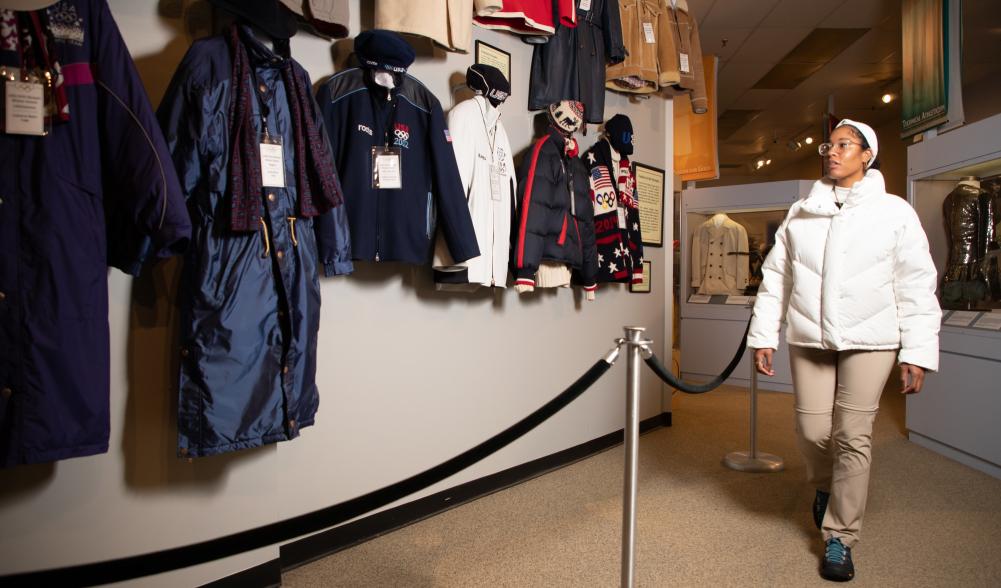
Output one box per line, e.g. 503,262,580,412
789,346,896,548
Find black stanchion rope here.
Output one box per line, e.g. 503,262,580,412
644,318,751,394
1,359,613,587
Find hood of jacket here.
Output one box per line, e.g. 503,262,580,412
797,169,887,217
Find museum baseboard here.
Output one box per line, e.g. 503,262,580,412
201,411,672,588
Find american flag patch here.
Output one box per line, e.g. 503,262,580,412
590,166,613,190
444,129,452,142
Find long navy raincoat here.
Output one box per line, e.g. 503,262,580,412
158,28,352,458
0,0,191,467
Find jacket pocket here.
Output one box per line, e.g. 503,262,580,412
425,192,435,239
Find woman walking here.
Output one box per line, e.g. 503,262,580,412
747,120,941,582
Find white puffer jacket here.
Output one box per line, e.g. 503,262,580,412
747,170,941,371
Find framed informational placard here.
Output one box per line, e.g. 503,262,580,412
475,41,511,83
633,162,665,247
630,261,652,294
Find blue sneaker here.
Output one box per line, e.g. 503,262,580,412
813,490,830,529
821,537,854,582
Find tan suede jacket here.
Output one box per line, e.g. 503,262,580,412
606,0,707,113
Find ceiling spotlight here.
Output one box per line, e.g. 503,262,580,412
756,159,765,169
804,137,814,145
766,159,772,165
881,93,894,104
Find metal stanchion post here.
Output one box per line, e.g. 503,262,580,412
621,326,644,588
723,356,784,472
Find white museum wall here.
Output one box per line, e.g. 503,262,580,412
0,1,677,585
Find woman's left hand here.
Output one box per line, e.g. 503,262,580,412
899,363,925,394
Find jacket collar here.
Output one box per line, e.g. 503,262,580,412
238,25,288,67
799,169,886,217
473,95,500,130
361,68,403,102
586,138,613,169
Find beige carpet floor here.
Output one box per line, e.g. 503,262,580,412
282,385,1001,587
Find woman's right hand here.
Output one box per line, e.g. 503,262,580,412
753,348,775,376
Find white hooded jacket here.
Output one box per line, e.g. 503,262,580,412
433,95,516,287
747,170,941,370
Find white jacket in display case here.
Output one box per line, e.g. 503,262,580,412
433,95,516,288
690,213,749,295
748,170,942,371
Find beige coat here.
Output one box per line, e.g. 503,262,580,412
375,0,473,53
606,0,661,94
660,0,707,113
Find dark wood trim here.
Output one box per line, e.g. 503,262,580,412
280,412,673,572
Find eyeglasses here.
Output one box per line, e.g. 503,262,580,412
818,140,863,157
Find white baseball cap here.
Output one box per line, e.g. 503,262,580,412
835,119,878,168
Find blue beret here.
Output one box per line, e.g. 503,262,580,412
355,29,416,73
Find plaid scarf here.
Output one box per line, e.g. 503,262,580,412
227,25,343,232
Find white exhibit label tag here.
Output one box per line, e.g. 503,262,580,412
374,152,402,189
490,164,503,201
5,81,45,136
643,22,656,44
260,142,286,188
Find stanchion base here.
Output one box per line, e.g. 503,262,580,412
723,451,785,473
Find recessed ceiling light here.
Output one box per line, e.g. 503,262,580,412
882,93,894,103
756,159,765,169
766,159,772,165
804,137,814,145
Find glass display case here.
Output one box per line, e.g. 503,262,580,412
686,209,788,299
679,180,809,392
911,169,1001,313
906,112,1001,480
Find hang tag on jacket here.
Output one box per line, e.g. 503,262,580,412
643,22,656,44
372,145,402,189
4,81,46,136
679,53,691,74
618,207,628,229
490,163,503,201
579,0,592,11
260,138,286,188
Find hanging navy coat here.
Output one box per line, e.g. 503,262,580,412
316,68,480,265
529,0,626,124
158,28,352,458
0,0,191,467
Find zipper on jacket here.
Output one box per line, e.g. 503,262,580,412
426,192,433,239
574,217,582,254
374,168,381,262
